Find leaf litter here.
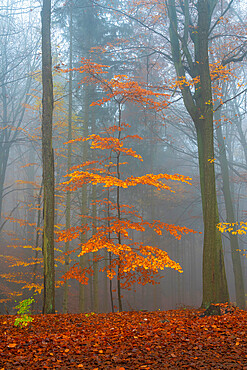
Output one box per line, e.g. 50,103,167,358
0,304,247,369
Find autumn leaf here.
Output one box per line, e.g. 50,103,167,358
0,307,246,368
7,343,17,348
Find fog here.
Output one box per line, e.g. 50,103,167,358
0,0,246,314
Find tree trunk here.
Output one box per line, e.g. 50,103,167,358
0,78,10,232
31,183,43,314
195,0,229,307
79,84,89,313
215,107,245,309
41,0,55,314
63,3,73,314
167,0,229,307
195,119,228,306
92,181,99,313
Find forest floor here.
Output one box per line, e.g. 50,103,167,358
0,304,247,369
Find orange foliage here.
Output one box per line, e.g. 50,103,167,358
59,127,197,288
58,60,199,291
63,58,170,109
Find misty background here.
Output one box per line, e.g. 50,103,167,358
0,0,246,314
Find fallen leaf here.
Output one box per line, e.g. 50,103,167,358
7,343,17,348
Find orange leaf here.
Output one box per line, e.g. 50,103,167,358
7,343,17,348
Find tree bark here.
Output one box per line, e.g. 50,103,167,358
41,0,55,314
196,0,229,307
167,0,229,306
79,85,89,313
63,3,73,314
215,106,245,309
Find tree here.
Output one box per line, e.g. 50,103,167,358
41,0,55,314
165,0,230,307
62,2,73,315
93,0,247,307
0,0,40,235
58,60,198,311
215,98,245,309
89,0,232,306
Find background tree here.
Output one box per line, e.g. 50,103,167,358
0,0,40,234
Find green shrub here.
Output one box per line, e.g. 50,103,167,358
14,296,35,328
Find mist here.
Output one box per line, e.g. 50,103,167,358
0,0,246,315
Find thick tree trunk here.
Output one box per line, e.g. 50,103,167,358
167,0,229,307
195,120,229,306
41,0,55,314
195,0,229,307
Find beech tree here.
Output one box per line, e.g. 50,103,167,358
93,0,247,306
57,60,198,311
166,0,229,307
164,0,246,307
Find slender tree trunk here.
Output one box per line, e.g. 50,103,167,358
229,98,247,165
26,146,36,244
103,249,109,312
31,183,43,314
63,4,73,314
79,85,89,313
0,79,10,232
116,104,123,312
107,188,114,313
92,187,99,313
215,107,245,309
41,0,55,314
